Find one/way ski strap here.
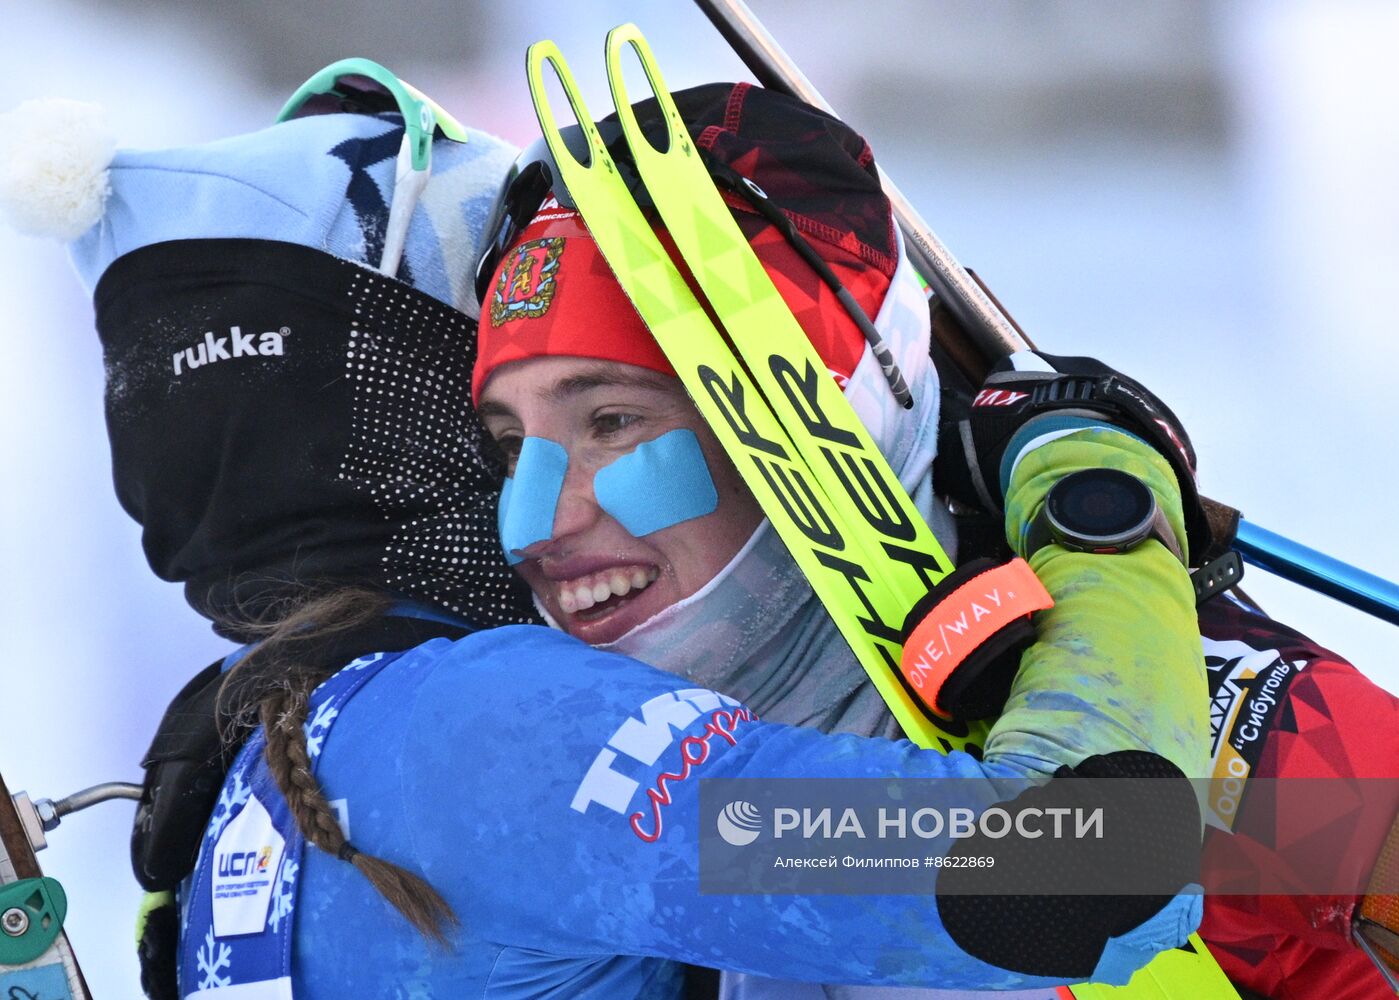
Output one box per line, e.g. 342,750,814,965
524,41,982,754
900,557,1052,703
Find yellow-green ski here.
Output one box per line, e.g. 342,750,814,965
525,41,980,755
1061,935,1238,999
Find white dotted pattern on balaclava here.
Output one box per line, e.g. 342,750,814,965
339,267,534,627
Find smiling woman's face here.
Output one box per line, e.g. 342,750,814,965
478,355,764,645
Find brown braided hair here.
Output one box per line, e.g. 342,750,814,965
215,586,458,946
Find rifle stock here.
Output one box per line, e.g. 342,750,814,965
0,769,91,999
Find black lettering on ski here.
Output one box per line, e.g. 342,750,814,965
823,447,918,541
752,458,843,549
815,550,903,644
699,365,787,458
770,356,916,540
769,356,860,447
882,541,947,590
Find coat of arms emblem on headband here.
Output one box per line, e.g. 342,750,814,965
490,237,564,327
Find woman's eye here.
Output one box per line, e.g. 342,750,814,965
593,412,641,437
494,434,523,472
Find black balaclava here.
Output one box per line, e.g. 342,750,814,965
0,103,545,638
95,237,536,637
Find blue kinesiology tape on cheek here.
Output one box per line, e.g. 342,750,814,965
497,437,569,564
593,429,719,537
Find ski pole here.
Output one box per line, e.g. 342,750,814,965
691,0,1399,630
690,0,1028,377
1234,520,1399,626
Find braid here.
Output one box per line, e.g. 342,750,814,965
217,587,459,946
260,691,342,852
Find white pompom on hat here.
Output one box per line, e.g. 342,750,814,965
0,98,116,241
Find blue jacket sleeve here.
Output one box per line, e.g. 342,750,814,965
391,624,1192,990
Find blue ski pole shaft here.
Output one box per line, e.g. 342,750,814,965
1235,520,1399,626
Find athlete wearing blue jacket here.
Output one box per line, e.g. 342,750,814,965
40,64,1206,997
181,604,1200,998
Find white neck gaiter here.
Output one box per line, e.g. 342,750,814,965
597,520,904,737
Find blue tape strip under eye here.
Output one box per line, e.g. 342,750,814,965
594,428,718,537
498,437,569,564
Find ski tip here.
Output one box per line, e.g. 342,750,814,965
605,23,675,145
605,22,649,57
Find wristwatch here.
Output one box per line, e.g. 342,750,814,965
1025,467,1184,564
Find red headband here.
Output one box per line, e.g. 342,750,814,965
473,200,888,402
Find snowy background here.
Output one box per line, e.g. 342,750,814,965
1,1,1397,994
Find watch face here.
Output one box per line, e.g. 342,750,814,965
1047,467,1154,544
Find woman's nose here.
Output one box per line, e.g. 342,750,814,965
547,458,602,542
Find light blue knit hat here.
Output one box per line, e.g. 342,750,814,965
1,60,518,316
